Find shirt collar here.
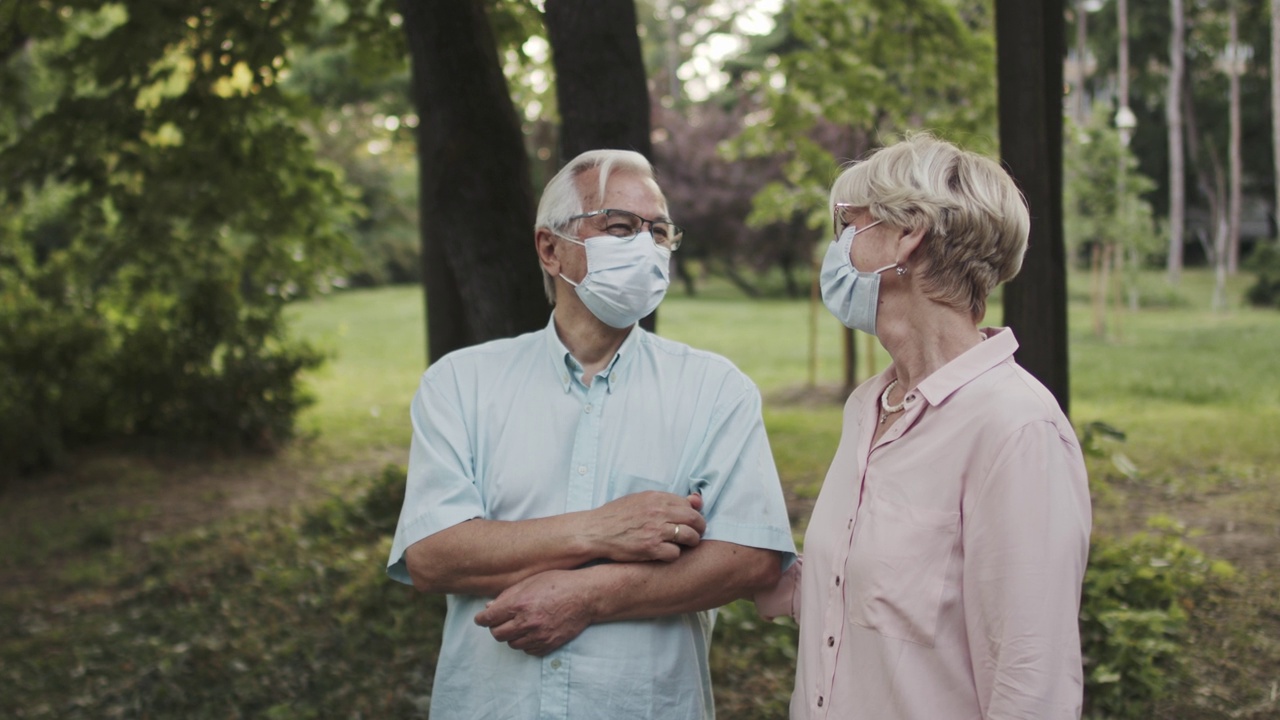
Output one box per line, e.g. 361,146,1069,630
544,313,642,394
908,326,1019,407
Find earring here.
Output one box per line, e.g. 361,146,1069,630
896,265,907,276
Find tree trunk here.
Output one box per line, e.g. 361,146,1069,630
995,0,1070,414
1167,0,1185,284
1090,243,1105,338
1213,213,1229,311
717,258,763,298
1117,0,1130,139
842,328,856,394
1227,0,1242,274
1210,143,1229,311
808,251,820,387
673,253,697,296
1073,0,1089,125
1274,0,1280,238
544,0,657,331
1117,0,1138,312
779,252,800,299
1184,77,1230,311
400,0,548,364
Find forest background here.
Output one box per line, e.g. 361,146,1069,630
2,0,1280,718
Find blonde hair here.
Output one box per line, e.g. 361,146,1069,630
535,149,658,305
829,133,1029,320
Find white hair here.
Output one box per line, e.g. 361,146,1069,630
829,133,1030,321
536,149,658,304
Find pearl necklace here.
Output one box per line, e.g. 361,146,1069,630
879,379,906,424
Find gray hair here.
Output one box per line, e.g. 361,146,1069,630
536,149,659,305
829,133,1029,321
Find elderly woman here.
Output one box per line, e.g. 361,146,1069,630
757,134,1092,720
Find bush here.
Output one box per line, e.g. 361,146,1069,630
0,245,327,477
1244,242,1280,309
0,283,111,474
1080,516,1234,719
302,464,406,541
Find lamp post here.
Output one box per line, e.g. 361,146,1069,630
1115,105,1136,148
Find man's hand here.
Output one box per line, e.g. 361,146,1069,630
474,537,783,657
474,570,595,656
587,492,705,563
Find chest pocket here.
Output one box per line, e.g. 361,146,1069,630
846,493,959,647
607,472,676,503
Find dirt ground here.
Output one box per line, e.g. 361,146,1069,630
0,445,405,588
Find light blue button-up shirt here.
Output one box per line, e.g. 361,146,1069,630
388,315,796,720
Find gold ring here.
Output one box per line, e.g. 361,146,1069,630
673,524,680,541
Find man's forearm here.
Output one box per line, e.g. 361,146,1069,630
584,540,783,621
405,515,598,596
404,491,707,597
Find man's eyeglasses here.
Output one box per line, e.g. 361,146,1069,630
565,208,684,252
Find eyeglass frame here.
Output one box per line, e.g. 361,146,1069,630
832,202,868,240
560,208,684,252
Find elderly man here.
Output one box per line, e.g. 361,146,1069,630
387,149,796,720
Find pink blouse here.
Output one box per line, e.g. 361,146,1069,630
757,327,1091,720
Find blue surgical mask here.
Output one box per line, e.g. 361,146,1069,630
559,232,671,329
819,221,896,335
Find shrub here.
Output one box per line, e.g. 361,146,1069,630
1081,516,1234,719
1244,242,1280,309
0,246,327,477
302,464,406,541
0,281,113,474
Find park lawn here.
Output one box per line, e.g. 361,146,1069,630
1,268,1278,719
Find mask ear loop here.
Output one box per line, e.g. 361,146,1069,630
549,227,586,287
550,228,586,247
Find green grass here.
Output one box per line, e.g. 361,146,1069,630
3,267,1279,719
287,285,427,458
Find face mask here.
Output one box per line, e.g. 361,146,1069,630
819,221,896,335
559,232,672,329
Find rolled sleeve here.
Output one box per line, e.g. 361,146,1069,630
386,366,486,584
691,380,797,569
962,421,1092,719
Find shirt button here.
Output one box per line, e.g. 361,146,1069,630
818,696,824,708
834,576,840,586
562,374,569,384
550,659,562,669
827,636,835,647
847,518,853,529
907,394,916,401
578,465,587,475
609,373,617,383
584,403,592,413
